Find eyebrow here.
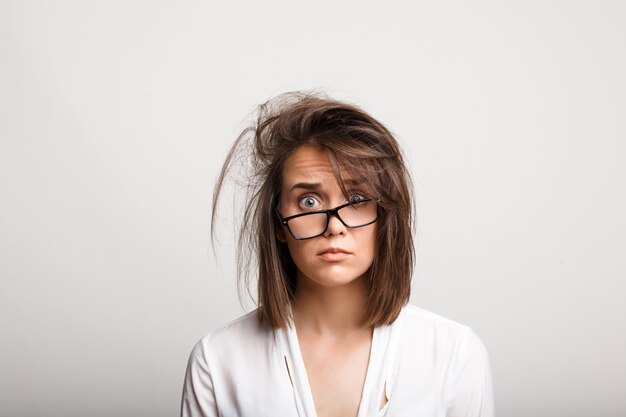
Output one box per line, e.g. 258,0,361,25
289,182,320,192
288,178,365,192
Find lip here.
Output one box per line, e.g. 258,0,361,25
317,247,352,261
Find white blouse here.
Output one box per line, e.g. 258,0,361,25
181,303,494,417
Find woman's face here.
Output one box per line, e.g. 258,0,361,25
278,145,377,289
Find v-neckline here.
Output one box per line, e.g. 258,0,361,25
280,305,382,417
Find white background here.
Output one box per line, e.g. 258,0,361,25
1,1,625,416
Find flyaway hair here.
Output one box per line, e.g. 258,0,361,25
212,91,415,329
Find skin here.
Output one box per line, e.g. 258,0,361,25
277,144,386,417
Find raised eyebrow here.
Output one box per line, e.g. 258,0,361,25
344,178,366,187
289,182,321,192
288,179,366,192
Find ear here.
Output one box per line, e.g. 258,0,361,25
276,228,287,243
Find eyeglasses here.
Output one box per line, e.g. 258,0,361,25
277,198,379,240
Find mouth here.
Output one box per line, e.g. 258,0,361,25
317,247,352,261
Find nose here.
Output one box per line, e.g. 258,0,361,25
324,211,347,236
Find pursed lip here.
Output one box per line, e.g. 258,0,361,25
317,247,352,255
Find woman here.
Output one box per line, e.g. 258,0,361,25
181,92,494,417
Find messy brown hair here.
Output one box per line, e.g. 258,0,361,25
212,91,414,329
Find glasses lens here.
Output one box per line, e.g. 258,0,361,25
337,200,378,227
287,213,328,239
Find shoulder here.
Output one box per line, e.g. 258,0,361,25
393,303,493,405
209,308,265,341
400,303,472,335
397,303,488,361
398,305,497,414
189,309,271,366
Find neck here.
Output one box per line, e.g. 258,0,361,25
291,273,369,337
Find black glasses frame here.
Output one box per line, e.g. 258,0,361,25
276,198,380,240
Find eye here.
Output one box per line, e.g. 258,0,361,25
348,194,367,204
299,196,320,209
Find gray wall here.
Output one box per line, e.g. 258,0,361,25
1,1,624,416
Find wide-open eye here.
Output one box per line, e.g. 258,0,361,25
299,196,320,210
348,194,367,204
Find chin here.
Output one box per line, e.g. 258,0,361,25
300,269,368,288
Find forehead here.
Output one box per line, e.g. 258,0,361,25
282,145,333,181
280,144,370,196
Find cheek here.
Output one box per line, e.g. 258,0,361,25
357,227,378,257
285,240,311,265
